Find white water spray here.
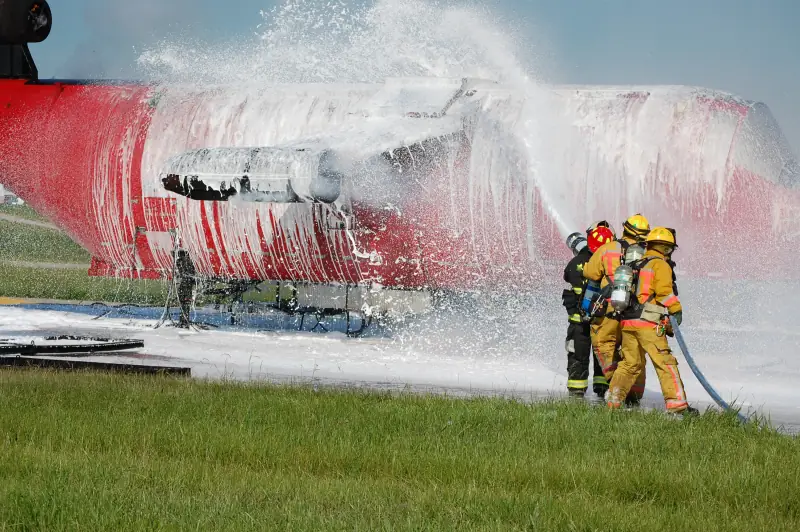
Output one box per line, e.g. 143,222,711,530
129,0,584,369
137,0,579,245
131,0,800,384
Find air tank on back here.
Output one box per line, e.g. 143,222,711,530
609,265,634,312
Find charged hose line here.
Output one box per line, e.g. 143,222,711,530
669,315,748,423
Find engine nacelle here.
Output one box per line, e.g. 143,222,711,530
160,147,343,203
0,0,51,44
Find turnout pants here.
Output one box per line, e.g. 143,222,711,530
607,322,689,413
566,322,608,395
177,281,195,327
590,315,646,400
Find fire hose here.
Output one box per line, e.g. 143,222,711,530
669,316,747,423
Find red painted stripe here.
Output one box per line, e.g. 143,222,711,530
267,209,292,280
134,231,157,271
128,93,157,273
212,201,234,275
199,202,222,275
255,209,280,278
255,210,269,253
143,197,177,232
239,214,261,279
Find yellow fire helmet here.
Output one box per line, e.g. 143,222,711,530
645,227,677,247
622,213,650,238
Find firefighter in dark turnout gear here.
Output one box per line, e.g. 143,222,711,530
174,249,196,328
561,225,614,397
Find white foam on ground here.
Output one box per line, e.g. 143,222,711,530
2,305,799,431
6,0,800,433
0,306,560,395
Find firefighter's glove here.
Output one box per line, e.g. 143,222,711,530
672,310,683,326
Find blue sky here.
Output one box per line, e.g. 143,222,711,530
29,0,800,151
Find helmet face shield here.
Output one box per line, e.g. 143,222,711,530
586,220,616,240
587,220,610,232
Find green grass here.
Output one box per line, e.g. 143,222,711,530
0,204,50,223
0,214,166,304
0,220,91,264
0,371,797,531
0,264,283,306
0,264,168,304
0,212,286,306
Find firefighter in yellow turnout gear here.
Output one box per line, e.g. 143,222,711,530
606,227,696,415
583,214,650,404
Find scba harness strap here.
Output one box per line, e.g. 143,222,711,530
582,239,678,322
618,256,657,320
619,255,679,323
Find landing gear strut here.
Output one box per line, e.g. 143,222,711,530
268,281,373,337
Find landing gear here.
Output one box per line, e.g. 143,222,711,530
296,308,372,337
204,280,261,326
164,276,375,337
267,281,373,337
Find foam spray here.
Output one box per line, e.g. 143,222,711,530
134,0,800,410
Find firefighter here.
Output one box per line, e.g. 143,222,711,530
174,248,196,328
583,213,651,404
562,224,615,397
606,227,697,415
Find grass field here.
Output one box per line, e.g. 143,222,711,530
0,263,168,304
0,370,797,531
0,220,92,264
0,204,50,222
2,207,799,529
0,209,296,306
0,206,168,304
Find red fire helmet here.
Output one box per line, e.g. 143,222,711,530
587,226,614,253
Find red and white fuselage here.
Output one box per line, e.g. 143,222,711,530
1,76,798,290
